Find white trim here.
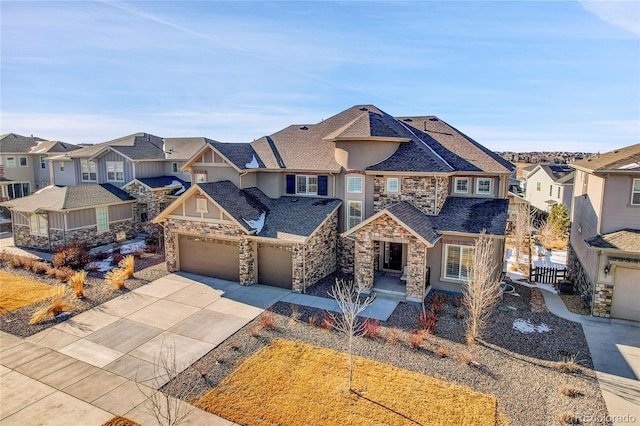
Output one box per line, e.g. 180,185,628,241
631,178,640,206
443,243,474,281
475,177,492,195
386,177,399,193
454,177,469,194
346,176,362,193
347,200,363,230
296,175,318,195
106,161,124,182
18,156,28,167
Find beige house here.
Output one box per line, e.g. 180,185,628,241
568,143,640,320
154,105,513,301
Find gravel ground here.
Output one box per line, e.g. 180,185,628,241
0,252,168,338
560,294,591,316
167,280,609,426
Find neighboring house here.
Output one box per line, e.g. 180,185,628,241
154,105,513,301
567,143,640,321
506,191,528,232
0,184,137,252
524,164,574,213
0,133,79,200
48,133,204,227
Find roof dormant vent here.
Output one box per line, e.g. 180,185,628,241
359,107,368,111
403,118,412,122
299,126,308,131
429,117,438,121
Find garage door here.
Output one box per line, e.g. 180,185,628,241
258,244,293,289
611,268,640,321
178,235,240,282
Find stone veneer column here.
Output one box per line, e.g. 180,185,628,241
406,242,427,302
291,245,305,293
238,237,255,286
354,229,375,292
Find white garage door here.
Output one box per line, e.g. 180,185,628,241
611,267,640,321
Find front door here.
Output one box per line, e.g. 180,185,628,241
383,242,403,271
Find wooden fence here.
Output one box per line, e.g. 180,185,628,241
530,266,566,284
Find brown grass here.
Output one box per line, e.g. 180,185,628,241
529,288,548,313
105,268,128,289
557,411,580,425
68,270,87,298
119,255,135,278
385,327,403,345
558,386,583,398
545,239,568,251
194,339,501,426
0,271,55,314
102,416,142,426
554,355,582,374
29,285,77,324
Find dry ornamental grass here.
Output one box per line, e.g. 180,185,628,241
0,271,55,314
29,285,77,325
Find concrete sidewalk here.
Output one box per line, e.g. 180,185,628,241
540,290,640,425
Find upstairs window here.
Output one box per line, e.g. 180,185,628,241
454,177,468,194
296,175,317,195
172,162,179,173
632,179,640,205
40,156,46,169
106,161,124,182
347,176,362,193
549,185,553,196
59,162,65,172
347,200,362,229
81,159,97,181
6,157,15,167
476,178,492,195
536,182,541,191
386,177,399,192
557,186,561,199
194,170,207,183
19,157,28,167
196,195,208,213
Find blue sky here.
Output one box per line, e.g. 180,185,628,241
1,1,638,152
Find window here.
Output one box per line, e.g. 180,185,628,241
139,203,149,223
557,186,561,199
22,183,30,197
296,175,318,195
59,162,65,172
454,177,468,194
106,161,124,182
536,182,541,191
476,178,491,195
196,195,208,213
549,185,553,196
81,160,97,181
172,162,179,173
6,157,15,167
96,207,108,232
445,244,475,281
19,157,27,167
347,201,362,229
387,177,399,192
632,179,640,205
29,214,48,235
347,176,362,193
40,156,46,169
195,170,207,183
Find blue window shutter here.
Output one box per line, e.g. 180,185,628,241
286,175,295,194
318,176,328,196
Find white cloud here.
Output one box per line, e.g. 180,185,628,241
580,1,640,36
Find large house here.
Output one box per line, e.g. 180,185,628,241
567,143,640,321
524,164,574,213
0,133,79,200
154,105,513,301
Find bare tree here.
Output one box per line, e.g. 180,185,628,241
138,343,191,426
463,231,502,344
512,203,533,269
536,219,555,257
328,278,375,392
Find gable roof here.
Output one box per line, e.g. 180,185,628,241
570,143,640,173
435,197,509,236
584,229,640,253
0,133,79,154
0,184,134,213
529,164,574,185
162,137,209,161
58,133,167,161
209,141,265,170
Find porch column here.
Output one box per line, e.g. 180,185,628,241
354,229,375,292
239,237,256,286
406,241,427,303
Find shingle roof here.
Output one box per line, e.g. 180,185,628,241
0,134,79,154
136,176,190,193
61,133,166,160
209,141,265,170
539,164,574,184
0,184,134,212
197,181,341,239
162,137,209,161
435,197,509,236
571,143,640,172
584,229,640,253
386,202,440,244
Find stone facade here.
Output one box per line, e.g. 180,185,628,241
239,238,255,286
338,237,355,273
126,182,177,233
13,220,135,252
373,176,449,215
354,214,428,302
567,244,615,318
302,211,338,292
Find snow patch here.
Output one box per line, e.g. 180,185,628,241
243,212,266,233
87,260,113,272
174,186,186,195
245,155,260,169
166,180,183,188
512,319,551,333
34,185,55,194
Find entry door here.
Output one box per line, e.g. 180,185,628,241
383,242,403,271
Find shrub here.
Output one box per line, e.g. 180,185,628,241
45,266,58,279
256,310,276,330
31,261,50,275
436,346,450,358
418,311,437,332
308,316,318,327
30,285,76,324
230,341,240,351
455,349,480,367
19,256,36,270
431,299,444,316
409,330,429,349
69,270,87,298
554,354,582,374
6,254,23,268
289,304,300,323
105,268,128,289
557,411,580,425
385,327,402,345
111,253,124,266
93,251,109,261
118,255,135,278
558,386,583,398
145,244,158,254
361,318,381,338
321,314,335,330
131,250,144,259
54,267,74,282
52,243,91,270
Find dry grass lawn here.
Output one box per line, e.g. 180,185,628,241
0,271,54,314
194,339,501,426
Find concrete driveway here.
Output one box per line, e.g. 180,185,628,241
1,272,289,425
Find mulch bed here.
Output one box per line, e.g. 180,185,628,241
166,280,609,425
0,251,168,338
